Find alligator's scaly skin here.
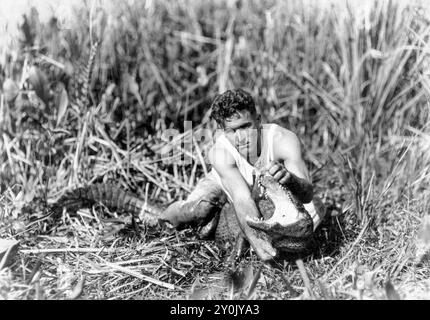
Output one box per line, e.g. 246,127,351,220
51,183,161,227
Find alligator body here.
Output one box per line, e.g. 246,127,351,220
51,172,314,253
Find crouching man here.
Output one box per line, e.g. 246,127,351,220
160,89,325,261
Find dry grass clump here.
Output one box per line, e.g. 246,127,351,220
1,0,430,299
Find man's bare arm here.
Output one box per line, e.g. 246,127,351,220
270,129,313,203
209,148,276,261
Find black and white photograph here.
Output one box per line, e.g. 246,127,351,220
0,0,429,302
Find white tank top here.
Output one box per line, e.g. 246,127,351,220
212,124,277,201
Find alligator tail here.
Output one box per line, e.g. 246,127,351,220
51,183,161,226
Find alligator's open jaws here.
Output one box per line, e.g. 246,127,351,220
246,172,314,240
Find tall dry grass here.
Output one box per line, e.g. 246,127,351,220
0,0,429,299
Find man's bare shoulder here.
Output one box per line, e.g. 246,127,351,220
267,123,303,161
268,123,301,145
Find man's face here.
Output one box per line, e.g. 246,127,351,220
222,110,261,162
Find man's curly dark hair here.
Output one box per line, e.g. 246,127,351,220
210,89,256,127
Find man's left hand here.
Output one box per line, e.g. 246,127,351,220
265,161,292,185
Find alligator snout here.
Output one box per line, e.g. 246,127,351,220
247,173,314,239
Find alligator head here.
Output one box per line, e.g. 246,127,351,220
246,170,314,241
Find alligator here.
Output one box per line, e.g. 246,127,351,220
48,169,314,255
212,169,314,253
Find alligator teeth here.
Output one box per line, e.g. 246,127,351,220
252,216,263,221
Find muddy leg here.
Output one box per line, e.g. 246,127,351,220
159,170,227,230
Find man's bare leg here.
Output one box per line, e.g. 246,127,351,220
159,171,227,229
